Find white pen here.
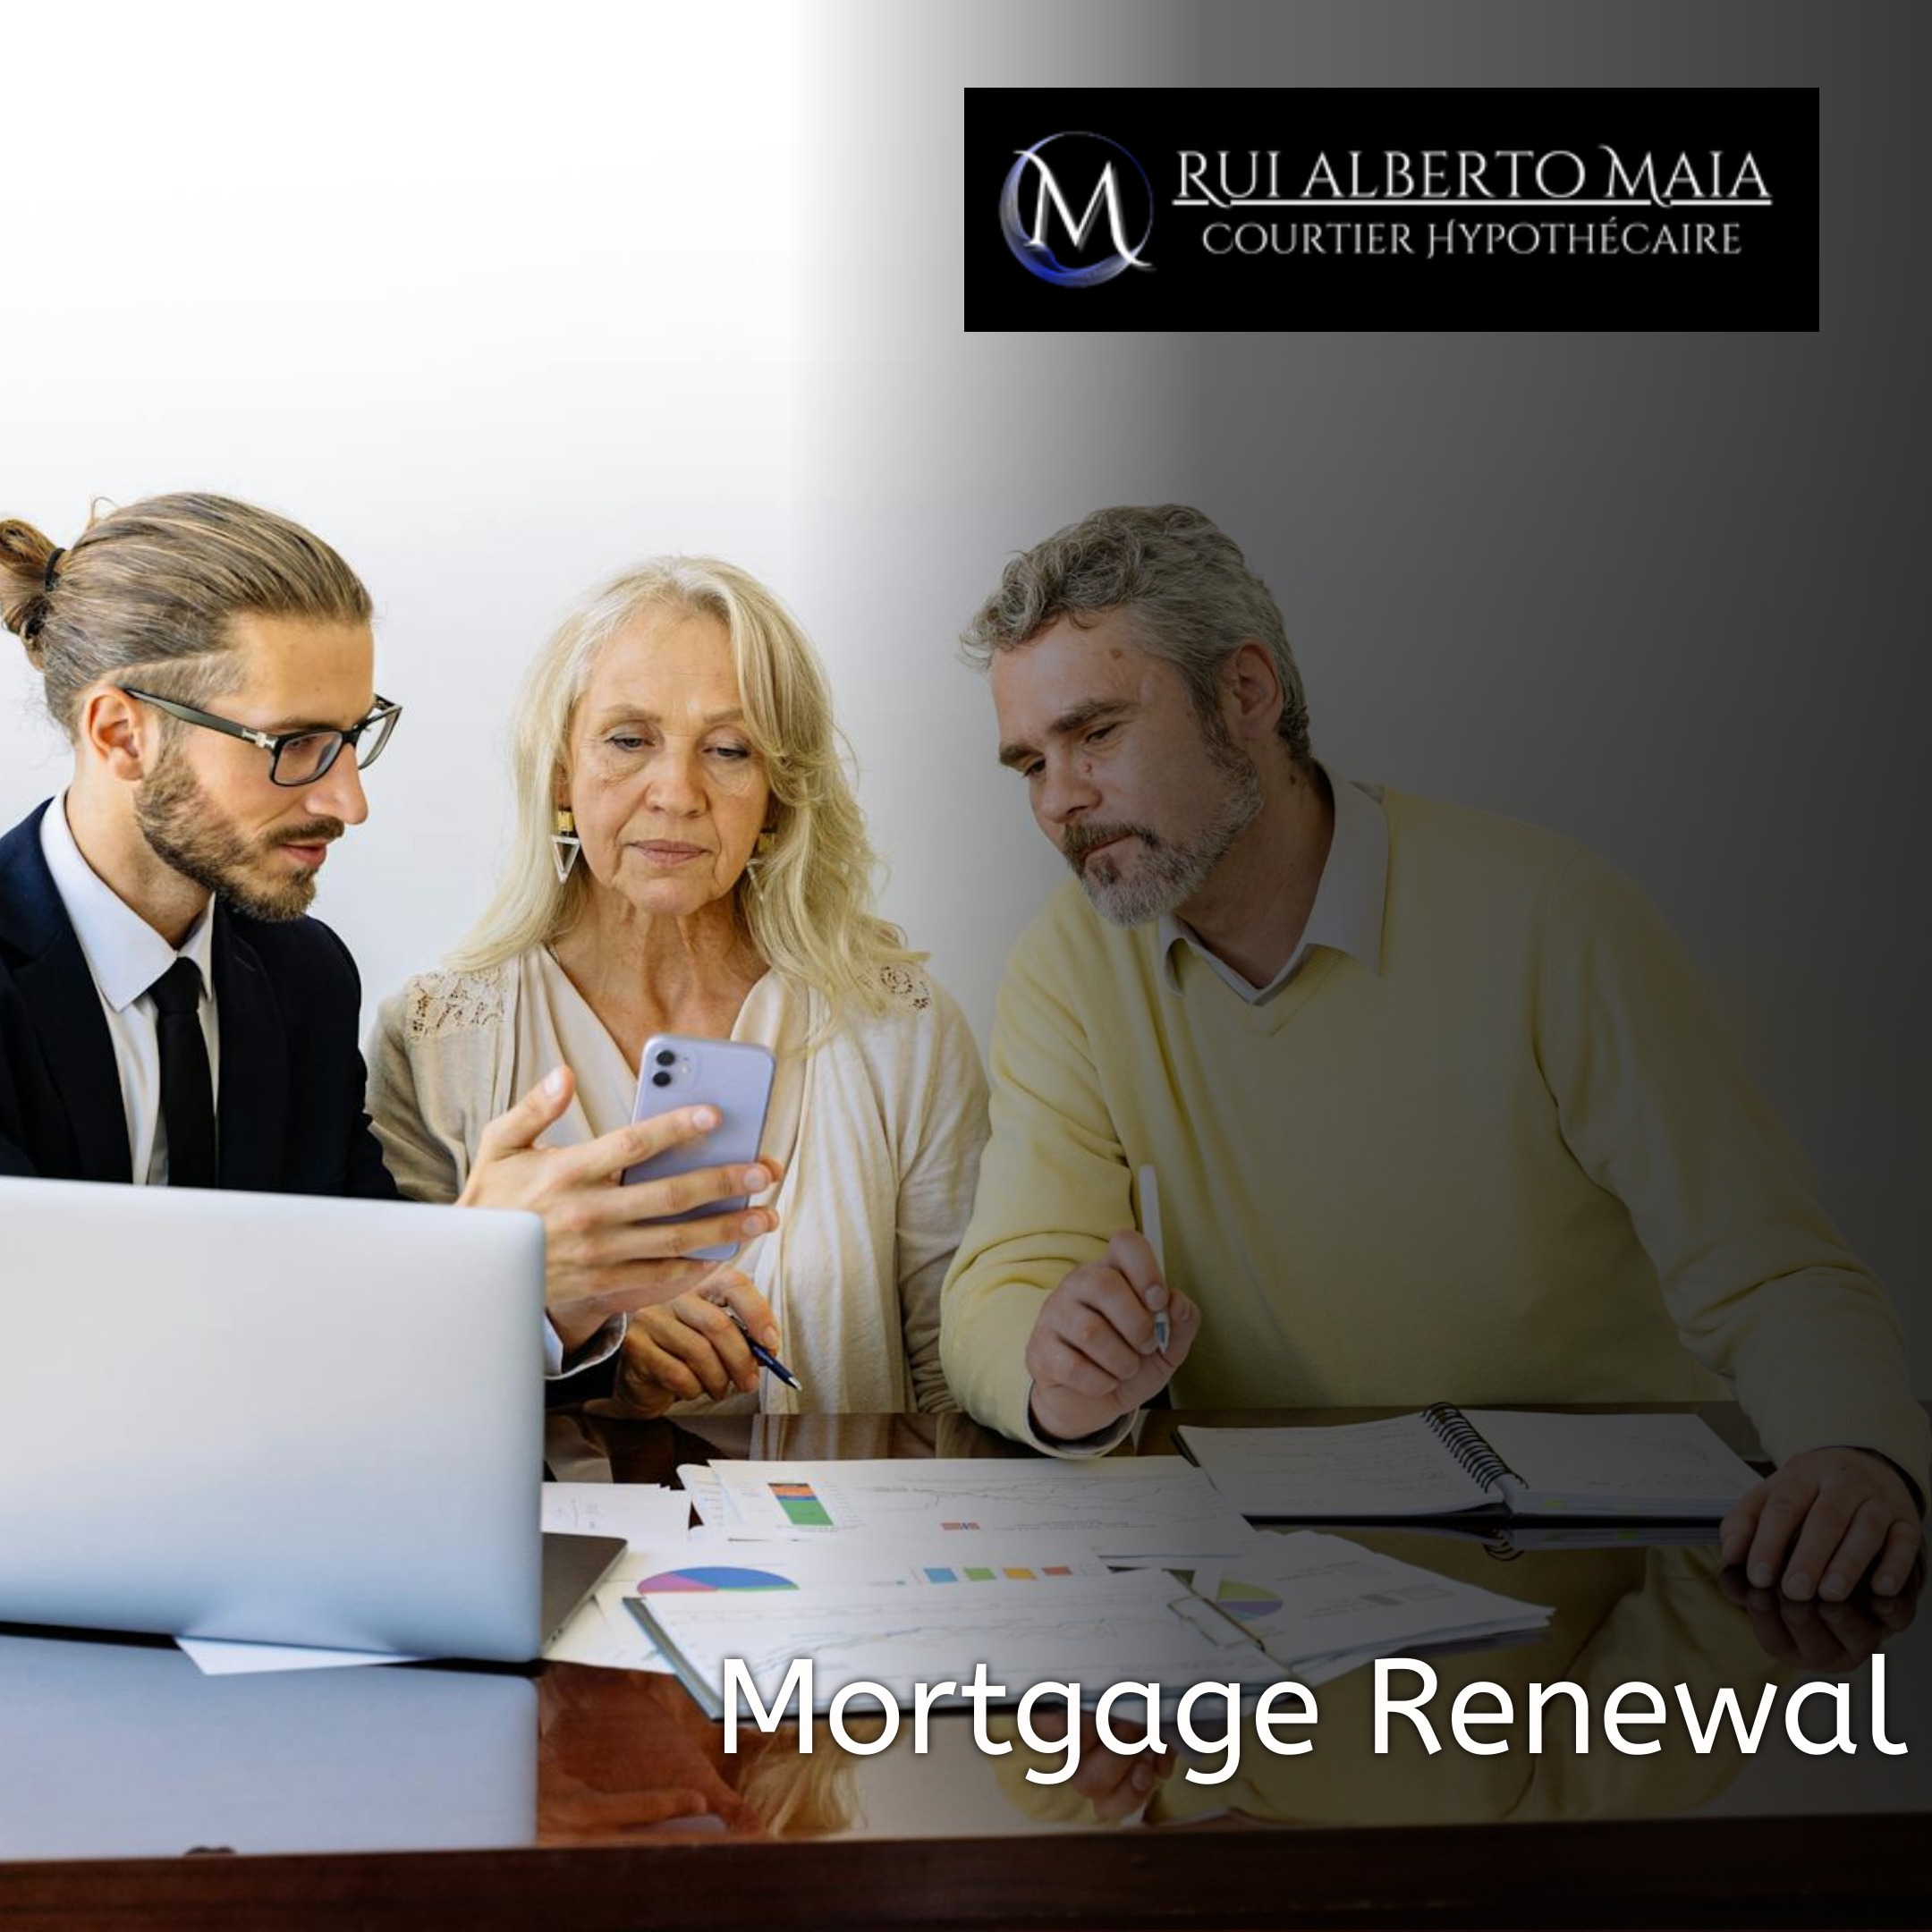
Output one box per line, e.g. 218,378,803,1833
1135,1164,1171,1353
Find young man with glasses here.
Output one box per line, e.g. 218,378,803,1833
0,493,776,1375
0,495,397,1199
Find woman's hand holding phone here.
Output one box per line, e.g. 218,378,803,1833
609,1035,786,1406
458,1063,785,1352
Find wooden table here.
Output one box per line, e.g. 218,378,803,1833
1,1407,1924,1929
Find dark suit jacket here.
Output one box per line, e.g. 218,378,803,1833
0,801,397,1199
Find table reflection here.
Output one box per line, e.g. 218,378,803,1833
1,1411,1920,1869
539,1667,877,1841
532,1529,1924,1843
0,1633,536,1860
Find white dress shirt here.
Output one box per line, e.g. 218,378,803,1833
39,795,218,1184
1157,768,1389,1001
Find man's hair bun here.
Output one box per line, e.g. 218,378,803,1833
0,517,65,667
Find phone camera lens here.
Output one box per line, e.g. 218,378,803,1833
655,1050,676,1068
651,1070,673,1088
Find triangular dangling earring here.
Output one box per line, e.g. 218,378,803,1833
551,806,581,883
745,822,776,882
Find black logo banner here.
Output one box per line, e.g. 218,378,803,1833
965,89,1817,331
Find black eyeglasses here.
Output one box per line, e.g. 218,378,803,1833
118,689,402,787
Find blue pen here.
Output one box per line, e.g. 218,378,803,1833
731,1311,802,1391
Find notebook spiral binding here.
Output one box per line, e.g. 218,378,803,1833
1420,1403,1523,1495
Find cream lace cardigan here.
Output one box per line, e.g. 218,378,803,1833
364,953,988,1416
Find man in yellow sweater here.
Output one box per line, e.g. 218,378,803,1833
939,504,1927,1604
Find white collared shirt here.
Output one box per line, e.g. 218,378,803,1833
1157,768,1389,1002
38,795,219,1184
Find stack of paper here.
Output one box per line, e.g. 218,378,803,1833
679,1464,728,1530
542,1486,1123,1674
631,1565,1282,1720
540,1482,692,1544
570,1461,1262,1708
545,1472,1552,1705
1188,1532,1554,1685
681,1457,1259,1564
626,1530,1115,1596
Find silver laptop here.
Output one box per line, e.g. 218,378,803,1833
0,1176,623,1661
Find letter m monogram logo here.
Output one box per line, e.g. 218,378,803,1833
999,133,1155,287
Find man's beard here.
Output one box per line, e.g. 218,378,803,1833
135,752,341,924
1061,728,1263,928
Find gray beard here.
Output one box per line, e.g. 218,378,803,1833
1062,750,1263,928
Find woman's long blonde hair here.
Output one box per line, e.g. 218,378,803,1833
451,556,919,1011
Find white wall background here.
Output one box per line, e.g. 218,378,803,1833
4,3,1923,1379
2,0,817,1012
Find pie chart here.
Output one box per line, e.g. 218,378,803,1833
634,1565,799,1594
1214,1578,1284,1621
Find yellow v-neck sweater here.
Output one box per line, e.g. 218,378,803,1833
941,790,1928,1491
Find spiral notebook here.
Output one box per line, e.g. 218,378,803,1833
1178,1407,1761,1521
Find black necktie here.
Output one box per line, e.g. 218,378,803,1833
148,958,216,1189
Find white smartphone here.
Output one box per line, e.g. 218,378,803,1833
622,1035,776,1263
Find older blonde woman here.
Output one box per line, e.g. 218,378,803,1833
368,559,987,1414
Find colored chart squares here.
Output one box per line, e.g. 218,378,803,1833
768,1481,834,1528
919,1563,1080,1584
